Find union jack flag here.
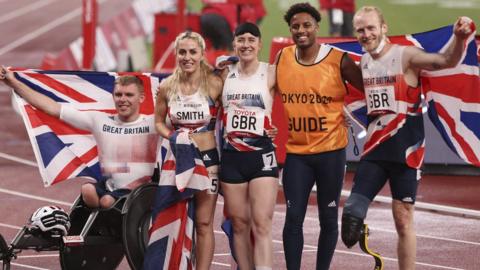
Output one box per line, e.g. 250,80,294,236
342,24,480,167
12,70,162,186
144,131,211,270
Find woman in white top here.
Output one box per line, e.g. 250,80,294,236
219,22,278,270
154,31,223,270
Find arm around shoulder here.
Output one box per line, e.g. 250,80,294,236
208,73,224,103
341,54,364,92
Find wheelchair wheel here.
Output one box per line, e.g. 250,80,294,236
0,234,11,270
122,183,158,270
59,196,125,270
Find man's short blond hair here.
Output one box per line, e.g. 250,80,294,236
354,6,386,25
114,75,144,94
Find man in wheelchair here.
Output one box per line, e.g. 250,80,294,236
1,68,160,209
0,68,161,269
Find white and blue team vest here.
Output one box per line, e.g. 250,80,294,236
222,62,274,151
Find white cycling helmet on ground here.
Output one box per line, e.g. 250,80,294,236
30,205,71,236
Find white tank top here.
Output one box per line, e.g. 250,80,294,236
221,62,274,151
222,62,273,136
167,90,216,132
361,45,406,115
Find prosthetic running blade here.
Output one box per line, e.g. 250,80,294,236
359,224,384,270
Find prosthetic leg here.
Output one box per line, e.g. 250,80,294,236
359,224,384,270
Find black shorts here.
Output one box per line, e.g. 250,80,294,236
200,148,220,168
94,181,130,199
352,160,421,204
220,147,279,184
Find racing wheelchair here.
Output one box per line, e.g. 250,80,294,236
0,181,159,270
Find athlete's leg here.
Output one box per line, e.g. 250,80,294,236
249,176,278,269
222,181,253,270
99,194,116,208
194,165,219,270
389,163,420,270
81,183,100,208
392,200,416,270
313,149,345,270
342,160,388,247
282,154,315,270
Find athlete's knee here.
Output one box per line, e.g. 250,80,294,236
99,195,115,209
230,216,250,234
81,183,96,197
392,200,414,236
81,183,99,207
195,219,213,236
341,193,371,248
319,214,339,234
252,217,273,238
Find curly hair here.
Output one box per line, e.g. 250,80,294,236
284,2,321,26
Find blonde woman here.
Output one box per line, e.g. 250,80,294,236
154,31,223,269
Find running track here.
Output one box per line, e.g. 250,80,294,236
0,1,479,269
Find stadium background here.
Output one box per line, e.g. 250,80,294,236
0,0,479,269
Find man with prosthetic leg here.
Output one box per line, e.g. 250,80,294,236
341,6,473,270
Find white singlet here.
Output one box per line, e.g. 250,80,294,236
222,62,273,140
60,105,160,191
361,45,409,115
167,90,216,132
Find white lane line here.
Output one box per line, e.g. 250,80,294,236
10,262,50,270
0,152,37,167
367,226,480,246
341,190,480,218
272,239,465,270
0,188,72,207
0,0,107,57
0,0,58,24
272,209,480,246
2,152,478,246
0,222,22,230
211,262,231,267
17,254,58,259
0,7,81,56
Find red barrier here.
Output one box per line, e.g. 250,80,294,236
152,13,201,73
82,0,97,70
40,48,80,70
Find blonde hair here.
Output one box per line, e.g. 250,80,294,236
162,31,213,100
354,6,386,25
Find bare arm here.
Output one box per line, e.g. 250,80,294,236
207,73,224,104
406,17,473,71
154,82,173,139
340,54,364,92
1,66,61,117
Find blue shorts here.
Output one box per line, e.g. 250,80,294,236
94,181,130,199
220,147,279,184
352,160,421,204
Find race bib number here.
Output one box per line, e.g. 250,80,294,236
262,151,277,171
226,106,265,136
208,177,219,195
366,85,396,115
